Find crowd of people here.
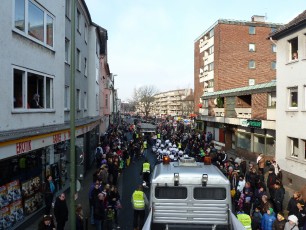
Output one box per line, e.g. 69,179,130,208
36,117,306,230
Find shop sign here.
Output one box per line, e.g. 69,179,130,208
16,140,32,154
240,119,262,128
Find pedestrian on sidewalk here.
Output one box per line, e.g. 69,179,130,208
76,204,84,230
131,185,149,230
89,181,103,225
93,193,106,230
53,192,68,230
38,214,56,230
43,175,55,215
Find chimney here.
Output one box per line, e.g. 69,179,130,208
251,15,265,22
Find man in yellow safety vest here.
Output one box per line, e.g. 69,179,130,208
131,185,149,230
237,212,252,230
141,159,151,188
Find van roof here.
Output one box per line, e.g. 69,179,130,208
152,162,230,185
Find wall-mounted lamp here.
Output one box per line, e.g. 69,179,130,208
202,174,208,187
174,173,179,186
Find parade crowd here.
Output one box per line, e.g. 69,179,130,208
37,117,306,230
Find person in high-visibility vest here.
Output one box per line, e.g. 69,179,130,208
131,185,149,230
157,133,161,139
237,212,252,230
178,142,182,150
141,159,151,188
143,140,147,149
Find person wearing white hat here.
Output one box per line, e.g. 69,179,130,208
284,215,299,230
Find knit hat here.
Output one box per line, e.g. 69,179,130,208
288,215,298,224
268,208,274,214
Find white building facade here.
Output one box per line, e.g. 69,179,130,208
271,11,306,194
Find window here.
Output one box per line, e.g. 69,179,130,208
155,187,187,199
76,89,80,110
271,61,276,70
84,57,88,76
288,87,298,108
64,85,69,109
289,137,299,158
65,0,71,18
249,60,255,69
272,44,277,53
76,49,81,71
77,10,81,33
271,27,277,33
289,37,298,61
208,62,214,71
194,188,226,200
249,43,256,52
209,29,214,38
237,132,251,151
65,38,70,63
84,23,88,43
268,91,276,107
84,92,87,110
14,0,54,48
249,26,255,35
203,99,208,108
13,67,53,110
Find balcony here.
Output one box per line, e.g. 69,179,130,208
199,108,208,116
235,108,252,119
213,108,224,117
267,107,276,120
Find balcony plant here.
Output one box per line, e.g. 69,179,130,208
216,97,224,108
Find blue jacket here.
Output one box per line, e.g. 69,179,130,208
261,213,276,230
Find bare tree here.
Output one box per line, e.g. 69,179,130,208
132,85,158,118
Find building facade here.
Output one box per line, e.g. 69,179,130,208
194,16,280,159
152,89,194,117
270,11,306,194
0,0,111,228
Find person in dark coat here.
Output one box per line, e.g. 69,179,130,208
273,182,285,214
53,193,68,230
76,204,84,230
38,214,56,230
267,167,277,201
43,175,55,215
287,191,304,216
272,211,286,230
93,193,106,230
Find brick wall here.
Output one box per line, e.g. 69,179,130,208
252,93,268,119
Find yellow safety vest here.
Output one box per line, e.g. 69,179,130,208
136,133,139,138
143,141,147,149
237,214,252,230
143,162,150,173
132,191,145,209
157,133,160,139
178,143,181,149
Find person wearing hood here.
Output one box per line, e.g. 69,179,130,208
284,215,299,230
261,208,276,230
53,193,68,230
272,211,286,230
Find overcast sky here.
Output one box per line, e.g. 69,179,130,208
85,0,306,101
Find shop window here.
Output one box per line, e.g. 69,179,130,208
237,132,251,151
289,37,298,61
268,91,276,107
288,87,298,108
249,60,256,69
13,67,54,110
14,0,54,48
249,43,256,52
254,135,265,154
288,137,299,158
249,26,255,35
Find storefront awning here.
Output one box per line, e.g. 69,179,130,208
201,81,276,100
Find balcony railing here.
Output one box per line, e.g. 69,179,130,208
235,108,252,119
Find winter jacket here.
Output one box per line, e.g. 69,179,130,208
261,213,276,230
284,222,299,230
93,198,105,221
53,197,68,223
272,219,286,230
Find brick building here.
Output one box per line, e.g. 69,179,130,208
194,16,281,160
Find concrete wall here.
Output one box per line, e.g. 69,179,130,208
0,0,65,131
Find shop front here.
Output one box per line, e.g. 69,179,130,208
0,121,99,229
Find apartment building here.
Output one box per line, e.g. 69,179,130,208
270,11,306,192
0,0,109,228
194,16,281,159
152,89,194,117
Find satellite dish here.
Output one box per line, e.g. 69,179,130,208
213,98,217,105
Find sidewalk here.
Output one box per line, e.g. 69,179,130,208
21,165,98,230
